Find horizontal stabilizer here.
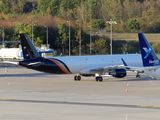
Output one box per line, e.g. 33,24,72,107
3,61,19,65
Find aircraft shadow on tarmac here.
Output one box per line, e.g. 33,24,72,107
120,75,158,82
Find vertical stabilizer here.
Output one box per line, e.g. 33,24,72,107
20,34,40,60
138,33,159,67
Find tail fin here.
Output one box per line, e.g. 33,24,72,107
20,34,40,60
138,33,159,67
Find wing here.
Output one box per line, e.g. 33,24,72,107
79,65,123,74
121,58,144,73
120,65,144,72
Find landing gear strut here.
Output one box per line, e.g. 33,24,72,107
74,75,81,81
136,72,141,78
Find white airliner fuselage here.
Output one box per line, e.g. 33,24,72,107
144,69,160,78
55,54,142,74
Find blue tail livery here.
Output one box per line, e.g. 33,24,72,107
121,33,160,79
138,33,160,67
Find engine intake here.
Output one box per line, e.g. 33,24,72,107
109,69,127,78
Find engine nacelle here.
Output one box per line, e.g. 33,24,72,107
109,69,127,78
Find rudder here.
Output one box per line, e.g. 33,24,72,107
20,34,40,60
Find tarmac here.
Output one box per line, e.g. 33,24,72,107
0,63,160,120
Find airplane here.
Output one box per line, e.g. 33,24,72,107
4,34,143,82
121,33,160,79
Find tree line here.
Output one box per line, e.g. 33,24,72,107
1,0,158,33
0,0,159,55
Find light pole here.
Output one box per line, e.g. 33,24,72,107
77,20,81,56
90,2,92,55
1,25,4,48
88,26,92,55
106,19,117,55
30,19,34,44
45,26,48,48
67,20,71,56
32,0,35,12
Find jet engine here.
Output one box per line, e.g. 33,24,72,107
109,69,127,78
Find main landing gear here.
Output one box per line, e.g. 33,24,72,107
136,74,141,78
74,75,81,81
95,76,103,82
136,72,141,78
74,74,103,82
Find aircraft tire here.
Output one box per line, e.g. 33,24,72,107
136,75,141,78
74,75,81,81
99,77,103,82
77,76,81,81
95,77,99,82
95,77,103,82
74,76,78,81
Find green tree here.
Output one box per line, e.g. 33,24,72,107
0,1,10,14
91,37,109,54
152,42,160,53
125,18,140,32
14,22,45,47
34,37,43,47
14,22,28,34
119,40,139,54
33,25,45,47
56,23,69,54
60,0,80,11
91,19,106,30
48,0,60,16
37,0,51,15
18,0,26,13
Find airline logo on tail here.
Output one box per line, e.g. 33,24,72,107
143,47,151,59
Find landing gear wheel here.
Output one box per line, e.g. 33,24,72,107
99,77,103,82
136,74,141,78
74,75,81,81
77,76,81,81
96,77,99,82
95,77,103,82
74,76,78,81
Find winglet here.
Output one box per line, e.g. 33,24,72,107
121,58,130,70
20,34,40,60
138,33,160,67
121,58,128,66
